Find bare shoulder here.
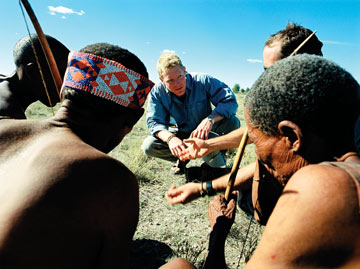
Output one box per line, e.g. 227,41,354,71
285,163,358,205
247,164,360,268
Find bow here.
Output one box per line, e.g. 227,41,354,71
19,0,63,109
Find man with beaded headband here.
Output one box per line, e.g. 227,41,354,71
162,54,360,268
0,43,153,268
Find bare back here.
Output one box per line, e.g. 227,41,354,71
0,119,139,268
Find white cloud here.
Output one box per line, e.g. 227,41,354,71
323,40,354,46
48,6,85,16
162,49,175,54
182,51,187,55
61,16,66,19
247,59,262,63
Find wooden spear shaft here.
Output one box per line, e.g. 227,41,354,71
224,127,249,201
289,30,317,56
20,0,63,97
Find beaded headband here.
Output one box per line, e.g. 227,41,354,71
61,51,154,109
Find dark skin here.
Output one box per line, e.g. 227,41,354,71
0,98,144,268
163,108,360,268
0,54,68,119
160,194,237,269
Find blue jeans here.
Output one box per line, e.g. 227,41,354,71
141,115,240,168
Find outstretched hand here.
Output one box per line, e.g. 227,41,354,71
165,183,201,204
192,117,213,140
168,136,188,158
179,137,210,161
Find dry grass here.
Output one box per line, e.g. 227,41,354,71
26,93,263,269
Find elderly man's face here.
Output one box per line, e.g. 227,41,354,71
245,109,305,186
160,65,187,97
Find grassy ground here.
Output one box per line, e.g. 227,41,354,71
26,93,263,269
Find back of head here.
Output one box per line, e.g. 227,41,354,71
13,34,70,106
13,34,69,68
157,52,184,79
79,43,148,78
265,23,323,58
245,54,360,154
61,43,152,122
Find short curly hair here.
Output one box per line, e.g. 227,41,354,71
13,34,69,68
245,54,360,152
265,23,323,58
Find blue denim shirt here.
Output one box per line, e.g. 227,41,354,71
146,72,238,135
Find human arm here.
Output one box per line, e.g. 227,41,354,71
246,164,360,268
192,113,223,140
190,74,238,140
165,162,255,204
180,126,250,161
155,130,187,158
202,194,237,269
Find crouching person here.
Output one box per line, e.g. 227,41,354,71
0,43,153,268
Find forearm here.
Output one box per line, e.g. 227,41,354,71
202,232,227,269
203,216,234,269
206,126,250,154
155,130,176,143
211,162,255,193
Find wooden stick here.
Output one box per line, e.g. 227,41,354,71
20,0,63,98
289,30,317,56
224,127,249,201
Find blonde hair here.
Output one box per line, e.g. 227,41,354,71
157,52,184,79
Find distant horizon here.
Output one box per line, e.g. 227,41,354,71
1,0,359,89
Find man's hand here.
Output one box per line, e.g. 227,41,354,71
192,117,213,140
208,194,237,230
179,137,210,161
168,136,187,158
165,183,201,204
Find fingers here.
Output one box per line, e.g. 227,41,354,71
165,186,181,204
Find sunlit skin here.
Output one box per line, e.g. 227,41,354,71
244,108,308,186
263,41,282,69
160,66,187,98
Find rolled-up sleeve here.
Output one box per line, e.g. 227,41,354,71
146,87,169,136
204,75,238,118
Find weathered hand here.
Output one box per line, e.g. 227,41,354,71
165,183,201,204
192,118,213,140
179,137,210,161
168,136,187,158
208,194,236,230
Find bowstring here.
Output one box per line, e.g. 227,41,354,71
19,0,55,116
236,198,257,268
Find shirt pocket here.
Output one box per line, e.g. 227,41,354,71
189,99,211,124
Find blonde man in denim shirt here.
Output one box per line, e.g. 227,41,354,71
142,52,239,174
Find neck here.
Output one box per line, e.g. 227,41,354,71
52,99,127,153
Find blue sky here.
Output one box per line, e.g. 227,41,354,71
1,0,359,88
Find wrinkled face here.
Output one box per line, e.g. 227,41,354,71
160,65,187,97
245,109,306,186
263,41,282,69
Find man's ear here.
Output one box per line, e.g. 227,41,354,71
278,120,302,152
